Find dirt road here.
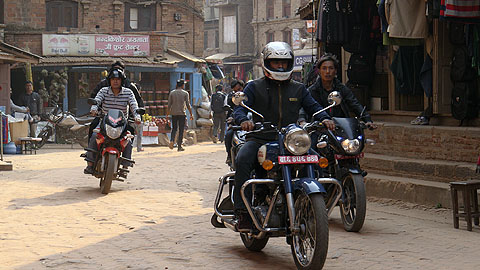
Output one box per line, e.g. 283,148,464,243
1,143,479,270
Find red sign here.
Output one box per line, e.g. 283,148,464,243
278,155,319,164
95,35,150,57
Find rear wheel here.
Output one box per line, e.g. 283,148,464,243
35,128,52,149
339,174,366,232
291,193,329,270
100,153,116,194
240,233,269,252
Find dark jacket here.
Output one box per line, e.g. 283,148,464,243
234,77,330,128
303,78,372,122
21,92,42,116
91,78,144,107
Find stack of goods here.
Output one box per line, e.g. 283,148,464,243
196,87,213,127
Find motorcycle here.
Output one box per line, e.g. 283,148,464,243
36,104,93,149
82,98,144,194
314,102,376,232
211,92,344,270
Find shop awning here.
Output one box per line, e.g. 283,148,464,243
298,0,316,20
38,55,180,68
205,53,235,64
167,49,206,63
0,41,41,64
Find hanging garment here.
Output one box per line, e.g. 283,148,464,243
385,0,428,39
319,0,353,44
440,0,480,18
390,46,425,95
420,54,433,98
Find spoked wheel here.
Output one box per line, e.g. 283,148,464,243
100,153,116,194
240,232,269,252
339,173,366,232
291,193,328,270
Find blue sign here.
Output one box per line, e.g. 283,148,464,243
294,55,314,67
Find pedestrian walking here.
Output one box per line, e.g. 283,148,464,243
167,79,193,152
210,84,226,143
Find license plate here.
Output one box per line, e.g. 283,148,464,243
278,155,319,164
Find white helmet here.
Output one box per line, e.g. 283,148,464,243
261,42,294,81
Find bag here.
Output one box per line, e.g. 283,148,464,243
449,22,466,45
450,46,475,82
347,53,375,85
451,81,479,121
211,92,226,113
343,25,370,53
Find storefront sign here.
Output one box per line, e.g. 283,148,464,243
292,29,301,50
42,34,150,56
294,55,314,67
95,35,149,56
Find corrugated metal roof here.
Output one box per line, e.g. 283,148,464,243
39,55,180,67
168,49,206,63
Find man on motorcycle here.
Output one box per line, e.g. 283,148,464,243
232,42,335,229
88,61,144,139
300,53,376,129
84,69,140,174
224,79,245,165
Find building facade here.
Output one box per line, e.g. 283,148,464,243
1,0,205,126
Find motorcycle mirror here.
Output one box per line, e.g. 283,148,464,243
327,91,342,106
232,92,247,106
87,98,98,105
137,108,146,115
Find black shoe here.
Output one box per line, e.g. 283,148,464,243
177,147,185,152
235,210,253,230
84,165,94,175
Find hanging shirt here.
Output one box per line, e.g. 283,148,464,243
440,0,480,18
385,0,428,39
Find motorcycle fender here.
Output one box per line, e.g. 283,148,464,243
293,178,326,195
102,147,120,157
347,168,362,174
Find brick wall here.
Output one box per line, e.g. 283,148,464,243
3,0,203,56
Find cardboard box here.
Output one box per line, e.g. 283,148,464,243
9,120,29,144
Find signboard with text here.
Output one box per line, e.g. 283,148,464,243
42,34,150,57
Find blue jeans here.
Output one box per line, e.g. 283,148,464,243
86,125,132,166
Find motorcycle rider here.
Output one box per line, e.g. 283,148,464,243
224,79,245,165
84,69,140,174
232,42,335,229
300,53,376,129
88,61,144,139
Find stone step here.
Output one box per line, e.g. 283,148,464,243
365,172,452,208
364,122,480,163
361,153,477,183
0,160,13,171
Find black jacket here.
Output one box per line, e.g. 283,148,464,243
234,77,330,128
91,78,144,107
21,92,42,116
303,78,371,122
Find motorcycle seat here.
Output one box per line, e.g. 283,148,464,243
75,116,95,124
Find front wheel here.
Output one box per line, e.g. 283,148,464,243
35,127,52,149
100,153,117,194
339,174,366,232
291,193,329,270
240,233,269,252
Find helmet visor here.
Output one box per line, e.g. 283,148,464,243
264,59,293,73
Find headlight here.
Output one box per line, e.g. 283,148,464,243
105,125,123,139
284,127,311,155
341,139,361,154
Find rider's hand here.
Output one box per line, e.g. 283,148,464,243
366,122,377,130
90,110,97,116
240,120,254,131
134,115,141,124
190,115,194,121
322,119,335,130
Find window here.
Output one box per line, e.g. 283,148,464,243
282,0,291,18
224,16,236,44
46,0,78,31
204,31,209,49
215,30,219,48
266,0,274,20
125,3,156,31
266,31,275,43
283,30,291,45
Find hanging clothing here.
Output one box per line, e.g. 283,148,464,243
318,0,353,44
390,46,425,95
440,0,480,18
378,0,424,46
420,54,433,98
385,0,428,39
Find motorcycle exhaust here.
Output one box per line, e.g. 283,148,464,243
317,177,343,217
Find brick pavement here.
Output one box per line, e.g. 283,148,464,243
0,144,478,270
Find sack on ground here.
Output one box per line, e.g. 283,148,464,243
196,118,213,127
197,107,211,119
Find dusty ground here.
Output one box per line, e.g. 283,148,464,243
0,143,479,270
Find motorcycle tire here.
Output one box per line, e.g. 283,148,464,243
291,193,328,270
100,153,116,194
339,173,366,232
35,128,52,149
240,232,269,252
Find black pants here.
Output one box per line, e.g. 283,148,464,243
170,115,186,147
233,140,263,210
224,129,234,158
212,112,226,141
